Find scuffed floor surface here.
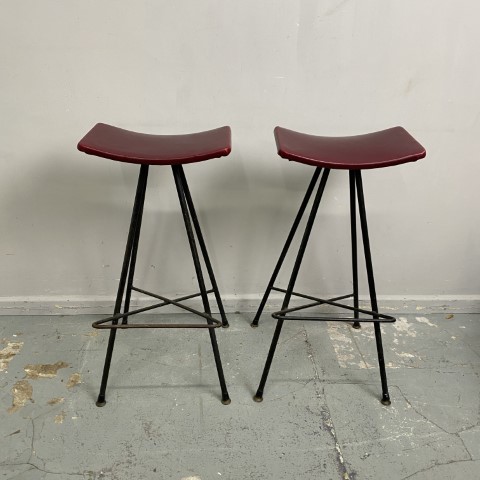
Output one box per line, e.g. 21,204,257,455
0,313,479,479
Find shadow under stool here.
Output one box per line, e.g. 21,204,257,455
252,126,426,405
77,123,232,406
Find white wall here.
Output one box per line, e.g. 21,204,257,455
0,1,479,314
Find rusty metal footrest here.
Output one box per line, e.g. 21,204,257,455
271,289,396,324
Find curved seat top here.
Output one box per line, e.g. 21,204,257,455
78,123,231,165
274,126,426,170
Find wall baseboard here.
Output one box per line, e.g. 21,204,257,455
0,294,479,316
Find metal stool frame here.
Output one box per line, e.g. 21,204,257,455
95,164,231,407
252,167,395,405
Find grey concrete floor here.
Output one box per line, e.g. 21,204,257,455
0,312,479,479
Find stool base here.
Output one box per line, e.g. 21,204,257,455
252,168,394,406
94,164,231,407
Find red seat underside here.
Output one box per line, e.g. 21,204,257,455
274,126,426,170
78,123,231,165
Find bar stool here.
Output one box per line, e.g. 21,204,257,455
252,126,426,405
77,123,232,406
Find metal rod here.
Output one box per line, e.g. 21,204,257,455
254,169,330,401
356,171,391,405
274,313,395,323
132,286,213,298
270,293,354,315
178,166,229,328
272,313,395,325
96,164,149,407
251,168,322,327
281,168,330,310
271,287,353,302
253,319,284,402
131,287,219,323
273,294,395,320
350,171,360,329
122,166,149,324
173,166,211,314
92,289,222,329
173,165,230,405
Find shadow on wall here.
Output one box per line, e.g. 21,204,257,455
1,149,356,304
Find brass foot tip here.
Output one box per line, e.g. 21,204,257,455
250,323,259,328
253,395,263,403
221,397,232,405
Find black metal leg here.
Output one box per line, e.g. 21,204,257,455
355,171,391,406
253,319,284,402
96,165,149,407
251,168,322,327
350,171,361,330
254,169,330,401
177,166,229,328
122,168,148,325
173,166,231,405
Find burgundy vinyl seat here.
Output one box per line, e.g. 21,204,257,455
274,126,426,169
78,123,231,165
252,125,426,407
77,123,232,407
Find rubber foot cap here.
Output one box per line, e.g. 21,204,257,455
381,398,391,406
253,395,263,402
222,323,230,329
250,323,259,328
96,400,106,407
352,323,361,329
221,397,231,405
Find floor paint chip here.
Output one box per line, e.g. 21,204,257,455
0,341,24,371
67,373,81,388
24,361,69,379
8,380,33,413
